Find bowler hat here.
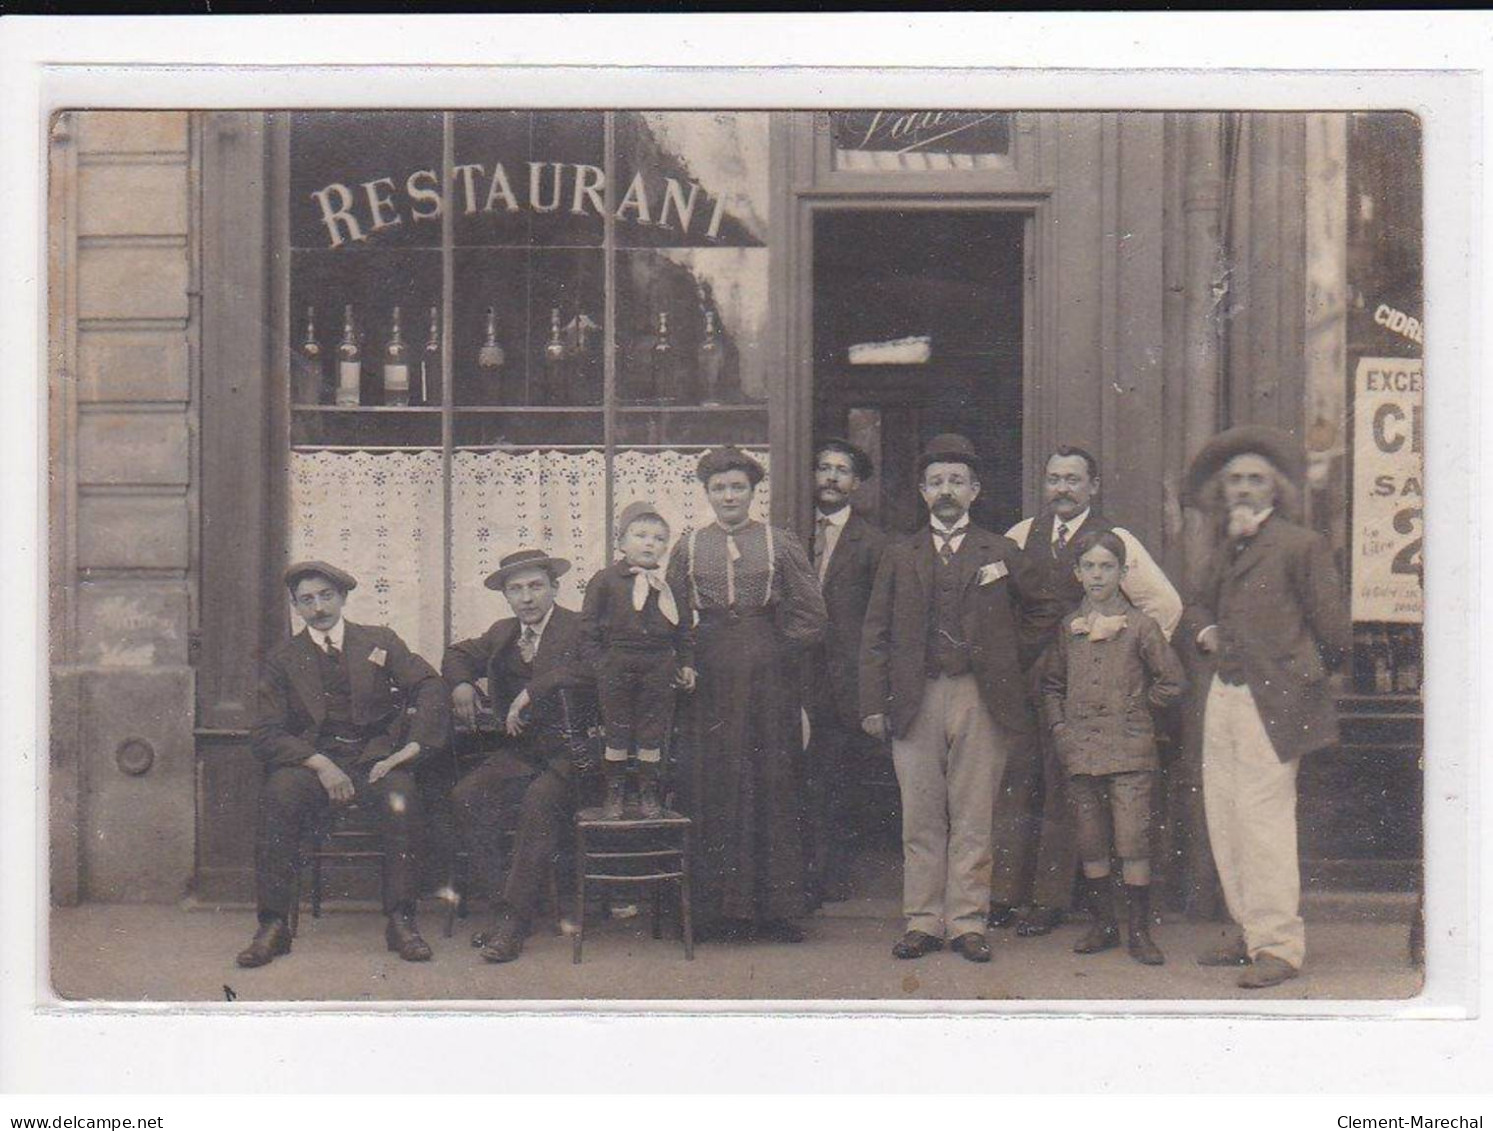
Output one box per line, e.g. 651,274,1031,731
917,433,981,476
814,437,875,481
617,499,669,535
1185,425,1305,502
485,548,572,591
696,445,765,487
284,560,357,594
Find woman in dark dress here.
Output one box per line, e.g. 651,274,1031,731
666,447,828,942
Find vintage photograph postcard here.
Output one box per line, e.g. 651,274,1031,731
41,99,1433,1008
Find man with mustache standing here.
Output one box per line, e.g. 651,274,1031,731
989,446,1182,936
1179,427,1349,988
861,434,1055,962
802,438,886,907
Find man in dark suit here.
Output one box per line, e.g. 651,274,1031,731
444,548,592,964
237,561,449,969
802,438,887,907
1178,426,1351,989
861,434,1055,963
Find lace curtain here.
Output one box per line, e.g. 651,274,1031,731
290,447,769,663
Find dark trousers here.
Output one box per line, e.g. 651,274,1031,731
598,647,676,751
450,758,572,929
800,710,866,903
990,726,1078,911
255,759,424,921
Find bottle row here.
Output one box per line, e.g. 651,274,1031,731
291,303,745,409
1352,623,1422,697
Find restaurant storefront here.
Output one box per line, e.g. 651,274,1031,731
47,108,1422,907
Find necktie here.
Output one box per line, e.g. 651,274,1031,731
631,567,680,625
1054,522,1070,554
519,626,538,663
322,636,341,662
814,516,832,578
934,525,965,567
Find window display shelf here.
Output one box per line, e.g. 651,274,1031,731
292,405,444,413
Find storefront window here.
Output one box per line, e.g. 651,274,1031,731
284,111,771,661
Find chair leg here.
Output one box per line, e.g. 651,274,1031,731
651,883,664,940
572,826,586,965
288,866,302,938
548,860,562,936
680,828,694,961
444,853,464,940
311,853,323,920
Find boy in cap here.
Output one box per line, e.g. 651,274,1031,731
238,561,449,969
581,500,696,818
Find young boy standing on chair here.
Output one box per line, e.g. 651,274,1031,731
1039,530,1187,966
581,501,696,818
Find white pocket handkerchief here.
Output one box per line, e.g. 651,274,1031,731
368,646,388,667
977,561,1009,586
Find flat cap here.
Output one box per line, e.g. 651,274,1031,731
284,560,357,593
617,499,669,534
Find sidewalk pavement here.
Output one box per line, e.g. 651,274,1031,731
49,893,1421,1006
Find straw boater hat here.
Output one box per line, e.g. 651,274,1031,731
917,432,981,476
284,560,357,593
1184,424,1305,503
484,548,572,591
815,437,875,481
696,445,765,487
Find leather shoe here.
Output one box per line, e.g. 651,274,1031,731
479,917,527,963
236,918,292,968
987,903,1017,930
950,932,992,963
385,914,433,962
1237,953,1300,989
1015,905,1061,936
1195,936,1251,967
891,930,945,960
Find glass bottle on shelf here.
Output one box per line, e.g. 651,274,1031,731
419,305,440,408
573,311,601,404
293,305,323,406
383,306,411,407
651,310,676,405
1372,625,1395,694
1392,625,1422,694
698,308,724,406
477,306,507,404
336,304,361,407
543,307,567,405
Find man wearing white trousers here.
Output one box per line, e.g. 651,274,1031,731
1179,426,1351,988
861,434,1055,963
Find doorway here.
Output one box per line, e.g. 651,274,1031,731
812,208,1025,535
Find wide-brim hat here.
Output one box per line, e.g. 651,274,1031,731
1185,425,1305,501
917,432,981,475
696,445,765,487
284,560,357,593
485,548,572,591
617,499,669,535
814,437,875,481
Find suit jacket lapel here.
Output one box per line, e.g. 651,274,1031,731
1225,517,1277,585
343,621,375,720
533,607,573,674
289,630,327,724
823,513,861,588
956,528,993,595
912,526,935,595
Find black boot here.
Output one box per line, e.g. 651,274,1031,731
637,760,663,818
1073,875,1120,955
1125,884,1165,966
601,760,627,819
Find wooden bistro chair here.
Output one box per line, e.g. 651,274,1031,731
571,712,694,964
